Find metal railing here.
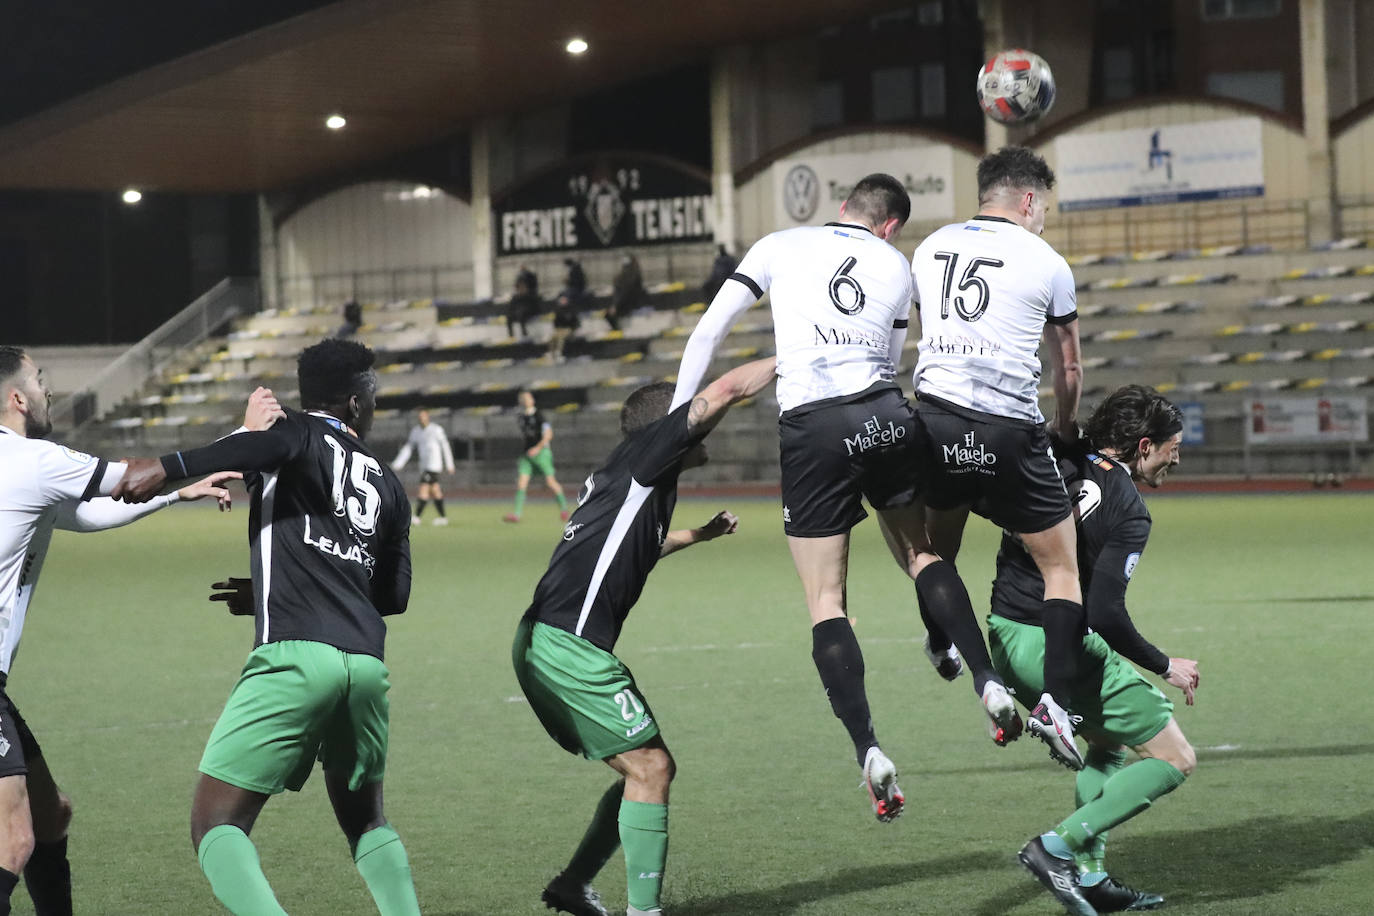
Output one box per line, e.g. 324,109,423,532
49,277,258,433
278,266,475,310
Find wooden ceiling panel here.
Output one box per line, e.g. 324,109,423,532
0,0,904,192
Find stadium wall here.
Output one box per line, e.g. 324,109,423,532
1333,101,1374,236
1028,97,1310,256
733,128,982,245
275,181,473,307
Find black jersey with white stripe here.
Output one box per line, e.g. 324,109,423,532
240,410,412,659
524,403,703,651
989,449,1169,674
518,409,549,450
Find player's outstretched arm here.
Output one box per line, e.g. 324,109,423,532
660,510,739,558
115,424,300,502
685,356,777,437
56,471,241,531
671,248,769,410
1046,319,1082,441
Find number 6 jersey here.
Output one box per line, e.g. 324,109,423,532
910,216,1077,422
674,222,914,413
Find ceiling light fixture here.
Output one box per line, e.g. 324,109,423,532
565,38,588,55
121,189,142,204
325,113,347,130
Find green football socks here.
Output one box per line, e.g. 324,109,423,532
1055,757,1187,851
513,488,528,517
354,824,421,916
555,490,569,512
1073,746,1127,873
619,800,668,912
197,824,287,916
566,780,625,881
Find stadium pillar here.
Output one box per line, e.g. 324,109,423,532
978,0,1010,152
471,120,495,301
709,52,738,255
257,195,280,311
1299,0,1337,244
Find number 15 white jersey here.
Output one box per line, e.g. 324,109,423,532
910,216,1077,422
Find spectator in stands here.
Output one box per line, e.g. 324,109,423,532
606,254,644,332
563,258,588,307
509,265,540,340
549,293,581,364
334,301,363,339
702,244,738,302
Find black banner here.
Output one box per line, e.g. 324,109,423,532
494,154,714,255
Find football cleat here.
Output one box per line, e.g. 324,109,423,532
1027,693,1085,770
560,510,572,521
922,635,964,681
541,872,610,916
861,746,904,823
432,516,449,526
410,516,421,526
981,680,1024,746
1080,875,1164,912
503,513,521,524
1018,836,1098,916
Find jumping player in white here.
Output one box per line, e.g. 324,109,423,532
908,145,1087,768
672,174,1020,823
0,346,244,916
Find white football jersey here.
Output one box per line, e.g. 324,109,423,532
737,223,914,412
394,422,454,473
910,216,1077,422
0,426,110,674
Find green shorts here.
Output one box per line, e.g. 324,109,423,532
512,619,659,760
199,640,391,795
518,447,557,479
988,614,1173,748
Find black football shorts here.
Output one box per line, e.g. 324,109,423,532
778,385,923,538
0,685,43,779
916,395,1071,534
419,470,441,485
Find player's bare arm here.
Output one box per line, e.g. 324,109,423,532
685,356,777,436
659,510,739,558
1046,319,1082,440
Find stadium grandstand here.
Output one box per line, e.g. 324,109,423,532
6,5,1374,916
6,0,1374,489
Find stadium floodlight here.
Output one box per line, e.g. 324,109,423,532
565,37,588,55
121,189,142,204
325,113,347,130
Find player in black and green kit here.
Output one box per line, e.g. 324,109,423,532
514,357,775,916
115,339,420,916
505,388,571,523
983,386,1200,916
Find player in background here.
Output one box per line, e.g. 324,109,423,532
671,175,1019,823
0,346,244,916
392,408,455,526
115,339,420,916
989,386,1198,915
908,145,1087,767
505,388,571,524
515,358,774,916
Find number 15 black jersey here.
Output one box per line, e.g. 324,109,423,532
243,410,412,660
910,216,1077,423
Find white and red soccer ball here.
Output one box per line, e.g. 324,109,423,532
977,49,1056,124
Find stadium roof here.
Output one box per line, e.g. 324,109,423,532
0,0,901,194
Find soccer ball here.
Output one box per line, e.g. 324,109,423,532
976,49,1056,124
